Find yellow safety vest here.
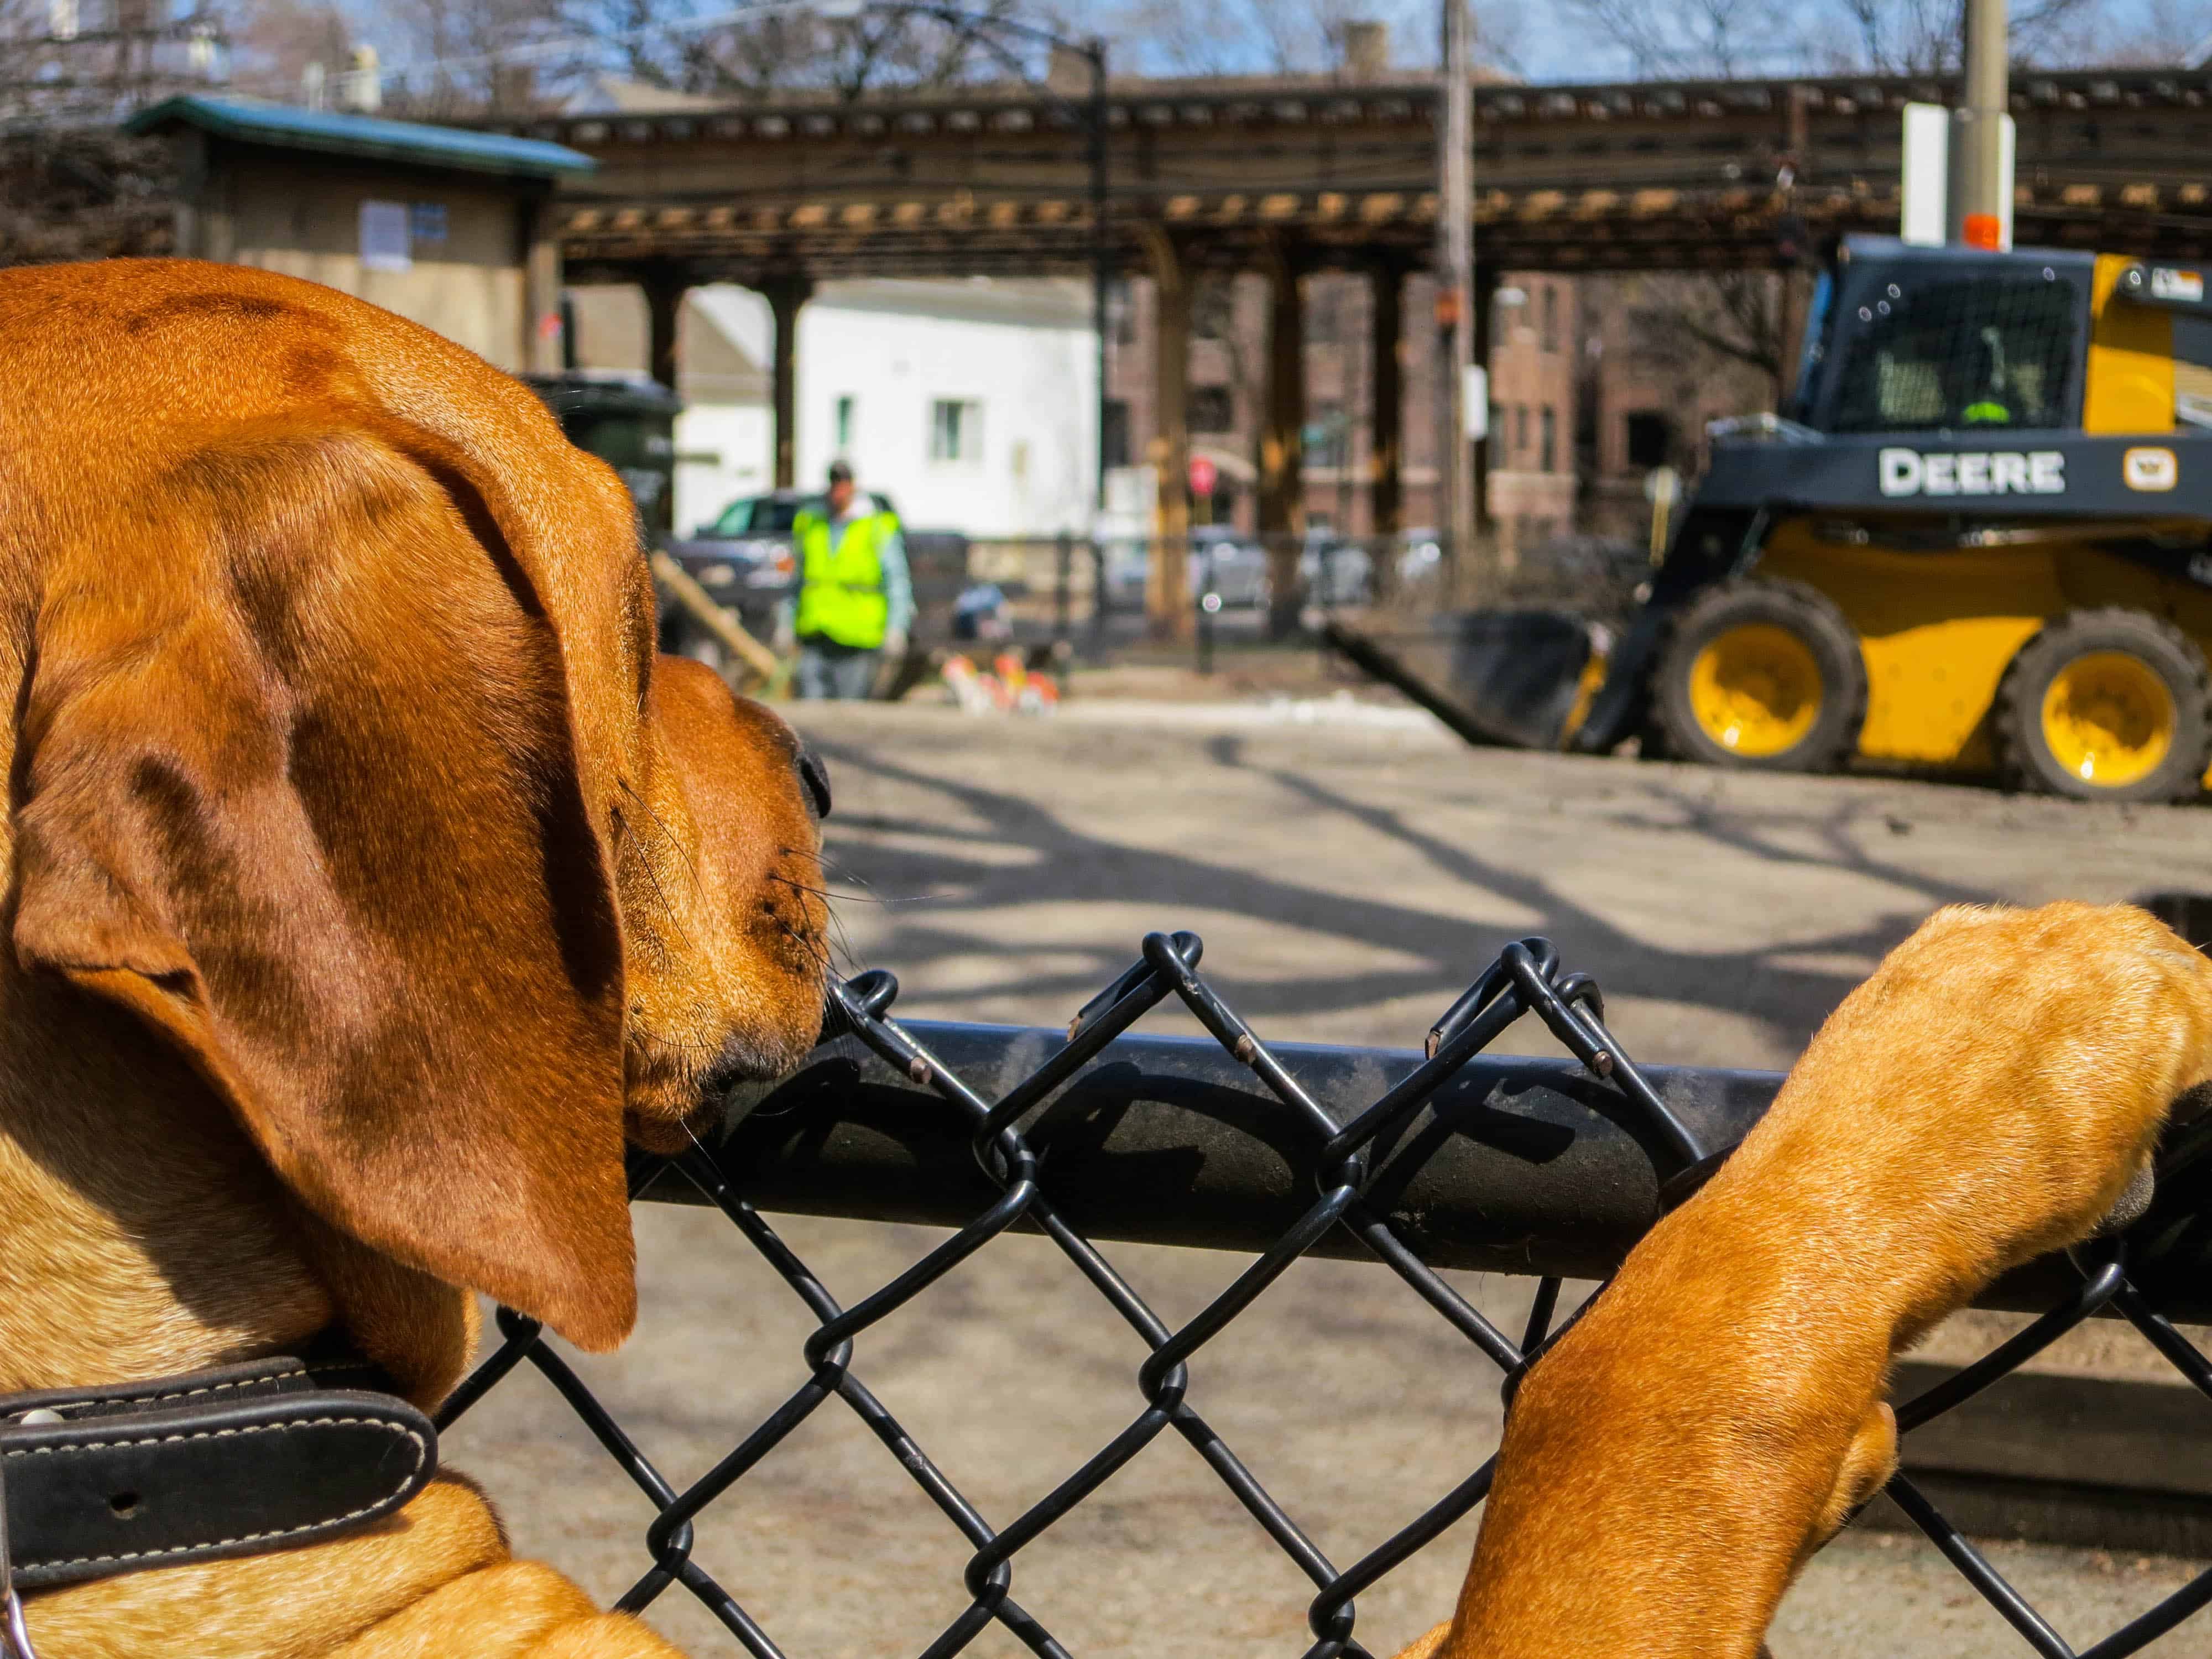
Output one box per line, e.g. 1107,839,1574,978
794,509,894,649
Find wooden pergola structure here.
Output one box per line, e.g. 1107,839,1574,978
488,65,2212,621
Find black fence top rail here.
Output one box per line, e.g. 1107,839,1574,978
441,930,2212,1659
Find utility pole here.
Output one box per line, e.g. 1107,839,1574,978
1954,0,2008,247
1089,36,1111,530
1438,0,1475,570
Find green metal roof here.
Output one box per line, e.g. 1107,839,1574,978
124,96,595,180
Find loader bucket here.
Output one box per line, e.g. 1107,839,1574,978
1322,609,1597,750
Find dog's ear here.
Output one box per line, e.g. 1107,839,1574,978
12,420,652,1352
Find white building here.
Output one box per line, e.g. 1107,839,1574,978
566,276,1099,538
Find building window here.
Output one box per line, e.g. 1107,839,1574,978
1625,410,1673,469
930,398,981,462
1102,398,1131,469
1540,406,1557,472
1193,280,1235,342
1306,403,1349,468
833,394,855,453
1108,279,1139,346
1515,405,1529,456
1190,383,1235,433
1540,286,1558,353
358,200,410,273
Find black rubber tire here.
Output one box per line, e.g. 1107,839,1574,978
1993,609,2212,803
1650,578,1867,772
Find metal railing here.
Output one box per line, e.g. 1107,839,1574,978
967,533,1444,625
436,931,2212,1658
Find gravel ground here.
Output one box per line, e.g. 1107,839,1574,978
443,703,2212,1657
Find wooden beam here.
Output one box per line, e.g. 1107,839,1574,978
1141,225,1192,642
1258,233,1307,638
642,262,686,391
763,274,812,491
1368,257,1405,571
1472,266,1497,542
522,195,563,375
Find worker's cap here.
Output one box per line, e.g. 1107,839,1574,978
827,460,854,486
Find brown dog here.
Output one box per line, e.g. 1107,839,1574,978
0,260,830,1655
1396,901,2212,1659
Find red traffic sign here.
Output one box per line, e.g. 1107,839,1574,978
1188,455,1218,497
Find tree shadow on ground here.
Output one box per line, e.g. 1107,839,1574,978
808,732,2011,1064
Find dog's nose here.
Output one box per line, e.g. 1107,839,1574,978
795,747,832,820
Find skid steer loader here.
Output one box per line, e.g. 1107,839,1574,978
1371,234,2212,802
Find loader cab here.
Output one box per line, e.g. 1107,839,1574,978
1583,234,2212,805
1783,238,2096,437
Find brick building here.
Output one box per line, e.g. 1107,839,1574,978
1104,265,1582,562
1577,273,1784,543
1485,275,1580,555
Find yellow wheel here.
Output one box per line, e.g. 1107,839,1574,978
1655,580,1864,771
2038,651,2176,788
1687,624,1824,757
1996,609,2211,803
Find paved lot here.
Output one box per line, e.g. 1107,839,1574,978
445,703,2212,1657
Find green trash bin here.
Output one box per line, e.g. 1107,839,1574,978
521,372,684,547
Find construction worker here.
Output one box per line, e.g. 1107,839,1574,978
778,460,914,700
1960,325,2016,425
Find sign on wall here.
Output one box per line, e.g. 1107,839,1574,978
1462,366,1489,439
359,200,410,273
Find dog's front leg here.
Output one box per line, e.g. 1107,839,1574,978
1390,901,2212,1659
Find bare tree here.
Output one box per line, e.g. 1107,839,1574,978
1626,272,1788,389
1557,0,1783,79
0,1,232,267
2029,0,2212,66
556,0,1034,103
1559,0,2132,77
1811,0,2118,72
224,0,351,100
1085,0,1517,77
339,0,1509,116
371,0,572,118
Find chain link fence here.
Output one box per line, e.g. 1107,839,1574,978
437,931,2212,1658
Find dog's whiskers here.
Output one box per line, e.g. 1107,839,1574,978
773,912,851,977
770,872,873,907
774,854,950,909
635,846,695,949
621,777,707,897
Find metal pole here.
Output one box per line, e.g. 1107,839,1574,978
1197,547,1217,675
675,1019,2211,1317
1089,38,1111,529
1956,0,2008,246
676,1015,2212,1316
1055,529,1072,643
1438,0,1474,570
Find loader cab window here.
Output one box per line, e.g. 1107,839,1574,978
1785,269,1835,422
1827,271,2080,434
2174,314,2212,429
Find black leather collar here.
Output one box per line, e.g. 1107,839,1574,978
0,1338,438,1592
